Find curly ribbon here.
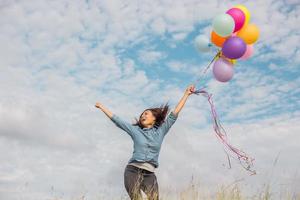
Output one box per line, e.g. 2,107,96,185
192,51,256,175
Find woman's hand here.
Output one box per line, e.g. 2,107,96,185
184,84,196,96
95,102,103,109
95,102,113,118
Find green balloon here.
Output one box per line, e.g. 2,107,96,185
212,14,235,37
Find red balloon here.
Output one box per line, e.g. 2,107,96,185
226,8,245,32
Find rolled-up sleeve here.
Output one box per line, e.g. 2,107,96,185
159,111,178,136
111,114,136,138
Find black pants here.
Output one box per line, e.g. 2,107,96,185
124,164,159,200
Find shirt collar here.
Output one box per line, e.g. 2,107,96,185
142,125,158,130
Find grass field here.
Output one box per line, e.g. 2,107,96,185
48,181,299,200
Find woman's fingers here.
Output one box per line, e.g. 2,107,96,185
95,102,102,108
189,85,195,92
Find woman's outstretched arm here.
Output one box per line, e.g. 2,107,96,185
95,102,136,138
173,84,195,116
95,102,113,119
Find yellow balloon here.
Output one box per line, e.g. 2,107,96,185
237,24,260,44
230,59,237,65
234,5,251,28
219,54,237,65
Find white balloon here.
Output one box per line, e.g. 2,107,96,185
195,35,211,52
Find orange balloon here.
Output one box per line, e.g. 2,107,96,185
211,31,229,47
237,24,259,44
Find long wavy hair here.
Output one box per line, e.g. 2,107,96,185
133,103,170,129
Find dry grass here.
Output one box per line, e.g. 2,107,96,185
158,180,300,200
47,179,300,200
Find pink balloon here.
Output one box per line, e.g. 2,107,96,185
212,57,234,82
240,45,254,60
226,8,245,32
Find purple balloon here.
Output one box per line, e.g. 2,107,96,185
212,57,234,82
222,36,246,59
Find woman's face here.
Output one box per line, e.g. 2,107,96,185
140,110,156,127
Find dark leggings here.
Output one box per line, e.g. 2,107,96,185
124,164,159,200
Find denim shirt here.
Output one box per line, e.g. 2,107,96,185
111,111,178,168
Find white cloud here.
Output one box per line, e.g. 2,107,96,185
166,60,201,74
172,32,189,40
138,49,167,64
150,17,167,35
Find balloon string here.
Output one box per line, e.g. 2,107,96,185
192,88,256,175
192,50,221,87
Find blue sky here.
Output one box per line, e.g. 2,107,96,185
0,0,299,199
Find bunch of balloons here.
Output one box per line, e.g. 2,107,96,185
195,5,259,82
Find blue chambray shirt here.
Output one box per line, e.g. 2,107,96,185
110,111,178,168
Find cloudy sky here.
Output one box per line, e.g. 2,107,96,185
0,0,299,199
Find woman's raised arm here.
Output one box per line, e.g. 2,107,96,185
95,102,113,119
95,102,136,138
173,84,195,116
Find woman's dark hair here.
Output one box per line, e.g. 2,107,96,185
133,103,170,129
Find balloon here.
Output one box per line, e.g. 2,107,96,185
240,45,254,60
226,8,245,32
220,52,237,65
211,31,228,47
229,59,237,65
234,5,250,27
195,35,211,52
212,57,234,82
222,36,247,59
212,14,235,37
237,24,259,44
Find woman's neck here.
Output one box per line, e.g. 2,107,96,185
144,123,154,128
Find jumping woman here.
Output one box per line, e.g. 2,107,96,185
95,84,195,200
